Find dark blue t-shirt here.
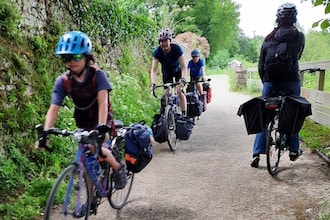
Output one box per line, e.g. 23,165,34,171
188,59,205,77
51,67,112,106
152,44,183,76
51,67,112,130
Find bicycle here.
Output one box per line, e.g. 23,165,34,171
186,78,211,122
265,68,319,176
36,122,134,219
153,81,181,151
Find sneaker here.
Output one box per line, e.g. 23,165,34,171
113,163,127,189
74,202,96,218
250,156,260,168
289,149,303,161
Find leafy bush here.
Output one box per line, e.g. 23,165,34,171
0,0,21,39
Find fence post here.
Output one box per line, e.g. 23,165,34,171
317,69,325,91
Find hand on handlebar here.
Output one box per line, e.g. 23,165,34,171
149,83,155,93
180,78,186,87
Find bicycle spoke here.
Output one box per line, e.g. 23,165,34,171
109,171,134,209
164,105,179,151
266,122,281,176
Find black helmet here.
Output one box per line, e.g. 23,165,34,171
276,3,297,23
158,29,173,41
191,49,200,57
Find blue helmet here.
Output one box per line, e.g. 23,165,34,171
55,31,92,55
191,49,200,57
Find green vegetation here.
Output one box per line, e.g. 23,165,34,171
0,0,329,219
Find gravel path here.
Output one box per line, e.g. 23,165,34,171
92,74,330,220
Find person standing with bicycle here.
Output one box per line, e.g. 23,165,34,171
35,31,127,215
187,49,206,95
149,29,188,116
251,3,305,168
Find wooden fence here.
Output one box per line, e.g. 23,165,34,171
245,61,330,128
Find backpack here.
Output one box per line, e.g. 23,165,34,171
175,114,194,140
62,66,116,135
151,113,167,143
124,122,152,173
264,41,293,82
186,92,203,118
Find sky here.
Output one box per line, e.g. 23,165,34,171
233,0,327,38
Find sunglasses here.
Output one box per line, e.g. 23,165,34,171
60,54,84,63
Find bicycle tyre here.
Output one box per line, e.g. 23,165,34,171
164,105,179,151
44,163,90,220
108,136,134,209
266,121,281,176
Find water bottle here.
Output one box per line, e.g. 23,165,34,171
85,155,101,176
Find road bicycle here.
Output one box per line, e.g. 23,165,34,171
36,122,134,219
265,68,320,176
153,82,181,151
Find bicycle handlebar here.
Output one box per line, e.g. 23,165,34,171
35,124,111,158
186,78,211,84
152,82,181,98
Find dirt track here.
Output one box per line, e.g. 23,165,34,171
92,74,330,220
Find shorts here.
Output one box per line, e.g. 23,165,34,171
190,76,203,82
163,71,181,84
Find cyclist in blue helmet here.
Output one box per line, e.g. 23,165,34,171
187,49,206,95
251,3,305,168
37,31,127,216
150,29,188,116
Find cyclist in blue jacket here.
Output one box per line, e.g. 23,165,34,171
187,49,206,95
150,29,187,115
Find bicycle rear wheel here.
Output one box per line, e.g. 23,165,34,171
108,136,134,209
109,170,134,209
266,121,281,176
164,105,179,151
44,163,90,220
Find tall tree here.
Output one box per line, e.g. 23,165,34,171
175,0,240,58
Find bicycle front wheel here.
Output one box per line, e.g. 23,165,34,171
164,105,179,151
266,121,281,176
44,163,90,220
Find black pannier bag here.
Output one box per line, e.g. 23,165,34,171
151,114,167,143
237,97,267,135
186,92,203,118
279,96,312,136
175,114,194,140
199,93,207,112
186,82,195,93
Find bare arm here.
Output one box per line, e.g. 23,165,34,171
201,66,206,79
97,89,109,125
44,104,60,129
178,55,187,79
150,57,159,85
